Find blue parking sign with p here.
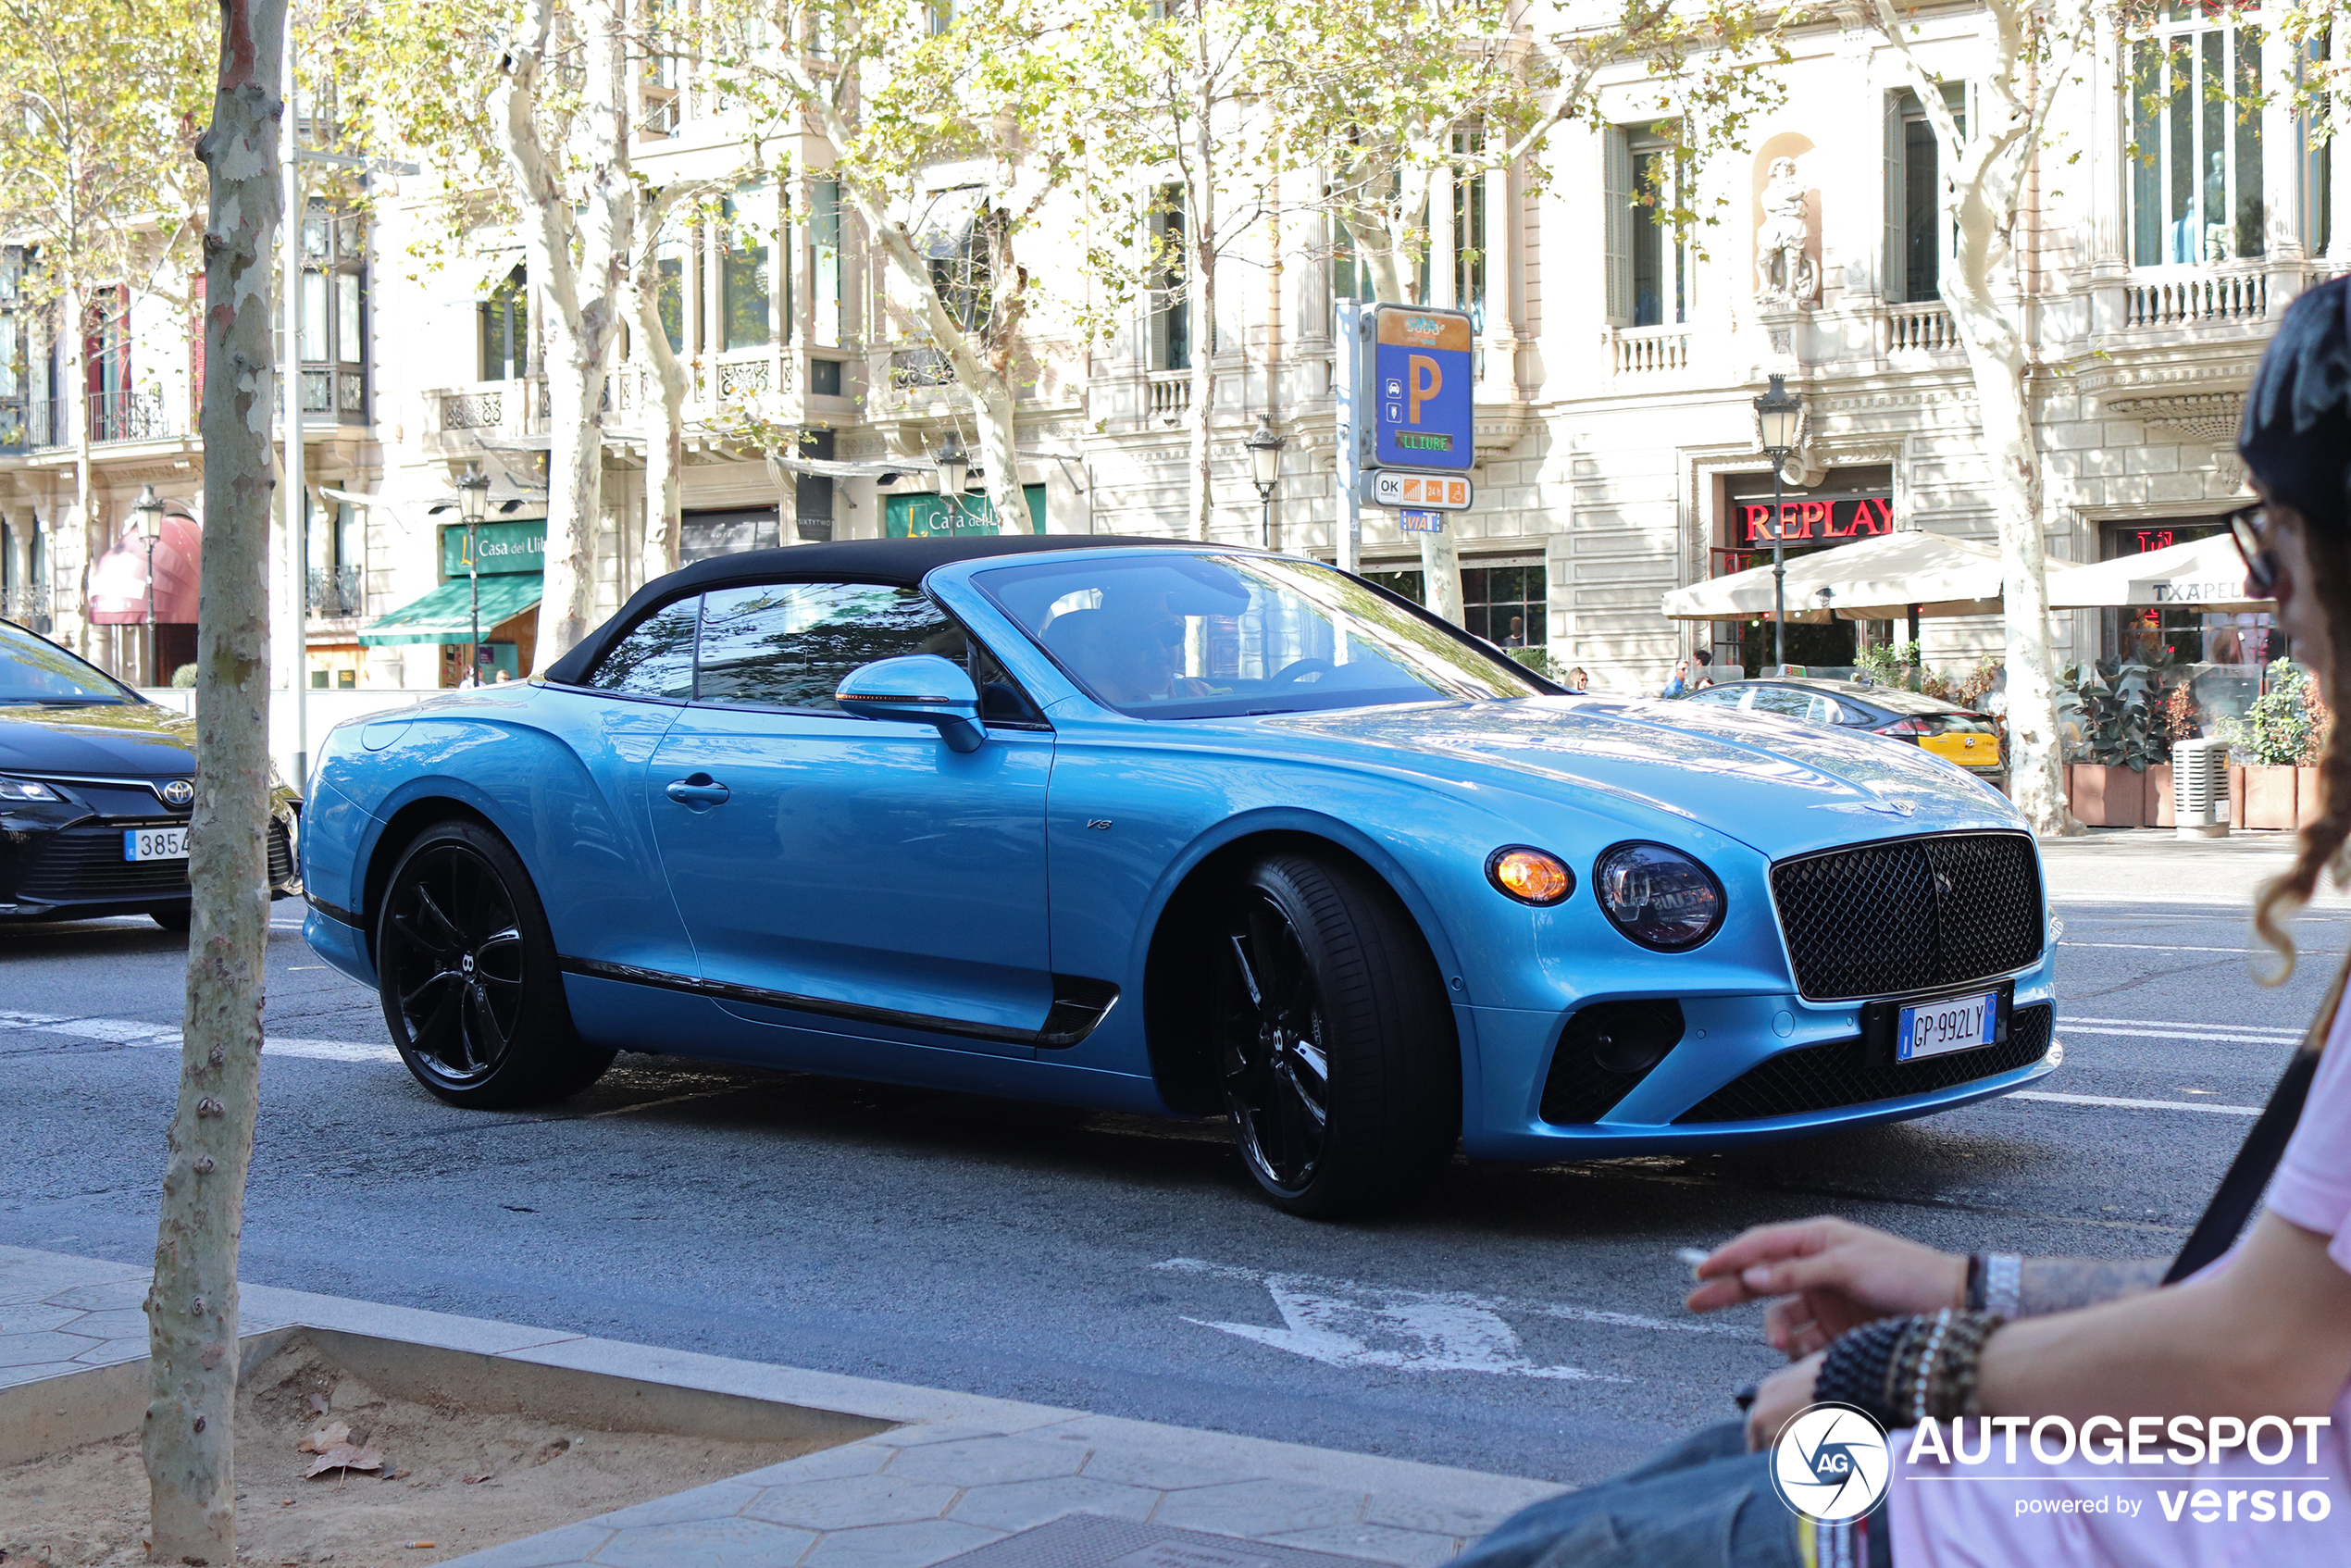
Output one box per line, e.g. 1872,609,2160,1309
1371,305,1474,472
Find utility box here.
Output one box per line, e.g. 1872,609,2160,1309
2173,737,2230,839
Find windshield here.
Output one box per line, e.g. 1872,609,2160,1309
974,554,1549,719
0,620,131,704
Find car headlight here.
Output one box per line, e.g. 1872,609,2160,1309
1594,842,1724,951
0,778,61,801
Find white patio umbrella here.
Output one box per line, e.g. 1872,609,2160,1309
1661,529,2009,624
2042,530,2268,613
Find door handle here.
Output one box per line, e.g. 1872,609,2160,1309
665,774,731,811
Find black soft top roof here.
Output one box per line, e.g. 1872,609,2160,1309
541,533,1188,687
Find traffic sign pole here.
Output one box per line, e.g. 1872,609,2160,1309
1336,300,1363,578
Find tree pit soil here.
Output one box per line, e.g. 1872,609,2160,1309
2,1338,838,1566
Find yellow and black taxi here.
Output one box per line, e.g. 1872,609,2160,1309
1677,676,2006,789
0,617,299,929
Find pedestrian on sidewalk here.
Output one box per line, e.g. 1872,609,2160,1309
1445,277,2351,1568
1661,660,1689,698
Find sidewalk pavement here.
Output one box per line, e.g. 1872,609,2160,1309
1,1245,1562,1568
2037,826,2327,907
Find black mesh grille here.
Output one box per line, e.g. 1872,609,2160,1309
1772,832,2043,1001
18,825,193,902
267,819,293,887
1674,1002,2053,1124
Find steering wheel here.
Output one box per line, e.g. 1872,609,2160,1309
1271,657,1336,685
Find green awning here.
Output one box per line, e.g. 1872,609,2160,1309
357,573,542,645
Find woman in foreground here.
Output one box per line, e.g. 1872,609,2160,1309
1448,280,2351,1566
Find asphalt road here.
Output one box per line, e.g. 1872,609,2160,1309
3,840,2339,1486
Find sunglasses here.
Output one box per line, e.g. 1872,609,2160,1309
2227,503,2277,598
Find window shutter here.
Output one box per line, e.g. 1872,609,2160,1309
1883,93,1908,305
1603,128,1633,328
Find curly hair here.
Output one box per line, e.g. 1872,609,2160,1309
2253,524,2351,982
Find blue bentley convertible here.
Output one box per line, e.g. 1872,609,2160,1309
302,537,2058,1216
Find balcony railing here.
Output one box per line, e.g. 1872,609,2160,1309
2,579,51,632
2122,268,2269,329
889,347,956,389
90,390,176,443
306,564,363,617
1604,326,1691,376
1885,303,1960,354
1146,370,1190,418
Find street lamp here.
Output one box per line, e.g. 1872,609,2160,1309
1752,373,1805,674
132,485,165,686
1244,415,1286,549
933,429,968,529
457,462,490,687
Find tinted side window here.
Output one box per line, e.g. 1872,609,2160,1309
1686,685,1746,707
696,582,966,711
584,598,699,699
970,638,1045,726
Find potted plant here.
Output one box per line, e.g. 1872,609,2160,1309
2060,657,2165,827
2222,659,2318,831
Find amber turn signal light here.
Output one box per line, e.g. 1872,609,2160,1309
1486,846,1574,906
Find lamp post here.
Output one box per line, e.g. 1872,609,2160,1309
1244,415,1286,550
457,462,490,687
132,484,165,687
933,429,968,532
1752,373,1805,674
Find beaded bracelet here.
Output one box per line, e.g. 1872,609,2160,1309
1814,1311,2007,1428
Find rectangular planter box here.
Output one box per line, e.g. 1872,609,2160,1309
2071,764,2148,828
2300,765,2326,828
2149,763,2174,828
2233,765,2246,828
2245,765,2299,830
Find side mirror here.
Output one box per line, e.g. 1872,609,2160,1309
837,654,986,753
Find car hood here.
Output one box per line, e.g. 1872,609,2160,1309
1255,696,2021,859
0,702,196,778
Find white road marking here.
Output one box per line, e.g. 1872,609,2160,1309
1154,1257,1739,1383
2060,942,2306,954
2011,1090,2263,1116
0,1009,397,1064
2062,1015,2302,1035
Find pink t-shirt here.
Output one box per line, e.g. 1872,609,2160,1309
1887,1004,2351,1564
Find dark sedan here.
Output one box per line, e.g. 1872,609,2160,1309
0,618,299,929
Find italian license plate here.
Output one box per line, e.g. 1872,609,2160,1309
125,826,192,862
1897,989,1998,1063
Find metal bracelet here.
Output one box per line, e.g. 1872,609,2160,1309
1982,1253,2022,1319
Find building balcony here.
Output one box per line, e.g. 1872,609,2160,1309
306,564,364,618
2,579,52,633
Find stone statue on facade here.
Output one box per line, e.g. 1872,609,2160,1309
1755,156,1818,308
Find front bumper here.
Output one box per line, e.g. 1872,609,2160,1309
0,812,301,920
1459,971,2060,1160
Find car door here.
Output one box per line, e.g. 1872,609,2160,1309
645,579,1056,1056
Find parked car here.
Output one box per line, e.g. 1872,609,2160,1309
301,539,2056,1217
1679,676,2007,788
0,617,301,928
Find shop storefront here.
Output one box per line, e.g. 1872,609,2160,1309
1360,557,1548,653
1712,466,1895,674
2099,518,2282,668
358,517,545,686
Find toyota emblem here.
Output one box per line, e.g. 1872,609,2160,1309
160,779,195,808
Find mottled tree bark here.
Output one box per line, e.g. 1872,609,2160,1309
142,0,282,1560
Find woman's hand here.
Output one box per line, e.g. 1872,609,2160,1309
1745,1350,1825,1450
1687,1217,1967,1357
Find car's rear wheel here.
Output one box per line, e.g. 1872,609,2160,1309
1216,852,1459,1218
376,821,612,1107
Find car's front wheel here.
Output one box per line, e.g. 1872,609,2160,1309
1216,852,1459,1218
376,820,613,1107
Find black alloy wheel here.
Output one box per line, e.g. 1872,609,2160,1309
1214,852,1459,1218
376,820,612,1107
